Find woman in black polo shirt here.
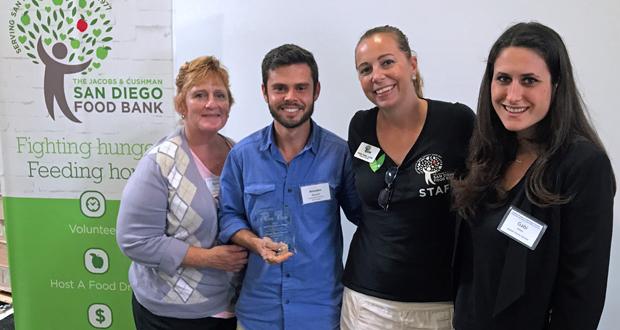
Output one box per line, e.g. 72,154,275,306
341,25,475,329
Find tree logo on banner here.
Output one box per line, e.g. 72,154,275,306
8,0,113,123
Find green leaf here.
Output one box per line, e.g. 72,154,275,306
91,38,95,46
101,36,112,42
86,49,93,55
72,7,77,16
47,16,51,25
89,0,94,8
28,40,35,48
103,20,110,25
369,154,386,172
33,23,40,33
90,18,98,25
59,9,65,18
23,44,31,51
67,27,74,34
36,10,41,21
69,53,75,62
28,31,36,39
32,0,40,7
52,30,58,39
53,11,58,21
41,24,49,33
94,7,101,13
20,13,31,25
17,24,26,33
105,26,112,33
27,52,36,59
33,60,40,64
67,1,73,9
86,36,92,43
57,21,63,30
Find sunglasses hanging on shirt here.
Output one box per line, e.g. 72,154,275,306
377,166,398,211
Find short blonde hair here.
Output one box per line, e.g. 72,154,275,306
174,56,234,114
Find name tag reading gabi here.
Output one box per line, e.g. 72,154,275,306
497,206,547,250
354,142,381,163
300,182,331,205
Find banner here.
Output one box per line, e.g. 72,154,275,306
1,0,174,328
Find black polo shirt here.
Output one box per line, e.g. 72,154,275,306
343,99,474,302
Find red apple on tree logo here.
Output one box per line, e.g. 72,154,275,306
77,18,88,32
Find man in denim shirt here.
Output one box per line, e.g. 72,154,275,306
219,44,361,330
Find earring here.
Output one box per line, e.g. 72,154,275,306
412,75,417,81
181,113,186,119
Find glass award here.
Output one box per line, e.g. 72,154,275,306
257,208,295,253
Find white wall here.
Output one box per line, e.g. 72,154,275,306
173,1,620,328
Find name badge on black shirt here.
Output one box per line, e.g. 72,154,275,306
354,142,380,163
497,206,547,250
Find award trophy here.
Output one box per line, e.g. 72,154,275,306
257,208,295,254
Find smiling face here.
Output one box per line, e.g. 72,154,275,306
181,76,231,135
491,46,553,138
262,63,319,130
355,32,417,110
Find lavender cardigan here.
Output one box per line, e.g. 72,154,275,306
116,127,235,318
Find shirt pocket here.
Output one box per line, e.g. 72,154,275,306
243,183,277,222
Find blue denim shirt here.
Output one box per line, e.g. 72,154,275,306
220,121,361,330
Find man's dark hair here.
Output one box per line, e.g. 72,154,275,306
261,44,319,89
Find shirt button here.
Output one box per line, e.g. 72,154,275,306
287,188,292,192
286,273,291,278
285,299,290,304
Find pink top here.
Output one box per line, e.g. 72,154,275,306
189,148,235,319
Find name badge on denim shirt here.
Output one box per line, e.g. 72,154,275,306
300,182,331,204
497,206,547,250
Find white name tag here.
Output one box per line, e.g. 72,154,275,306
354,142,381,163
497,206,547,250
300,182,331,205
205,177,220,197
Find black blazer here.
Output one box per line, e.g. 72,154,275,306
453,139,615,330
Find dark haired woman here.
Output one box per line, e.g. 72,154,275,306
341,25,475,329
452,22,615,330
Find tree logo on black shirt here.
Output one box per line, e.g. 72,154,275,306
415,153,443,185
